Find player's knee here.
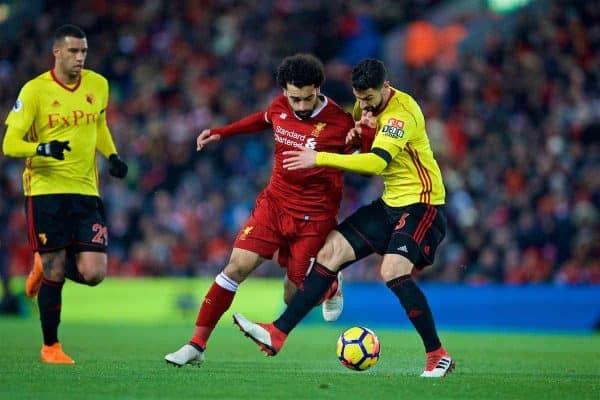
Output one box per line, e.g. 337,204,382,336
45,269,66,282
79,267,106,286
77,257,107,286
223,262,251,283
85,272,105,286
316,234,348,271
380,258,413,282
225,249,264,282
316,240,335,265
380,266,398,282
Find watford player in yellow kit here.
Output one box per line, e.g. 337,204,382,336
2,25,128,364
233,59,455,378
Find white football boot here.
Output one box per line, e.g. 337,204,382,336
420,347,455,378
164,344,204,367
322,272,344,322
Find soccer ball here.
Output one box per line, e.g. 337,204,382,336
336,326,380,371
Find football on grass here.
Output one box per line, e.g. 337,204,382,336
336,326,380,371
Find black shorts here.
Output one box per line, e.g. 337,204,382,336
25,194,108,254
337,199,446,269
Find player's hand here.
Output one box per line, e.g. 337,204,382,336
282,146,318,170
197,129,220,151
36,140,71,160
346,125,362,146
108,154,128,178
359,110,376,128
347,111,377,151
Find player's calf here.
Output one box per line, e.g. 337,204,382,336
25,252,43,298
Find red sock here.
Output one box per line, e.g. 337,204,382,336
190,282,235,349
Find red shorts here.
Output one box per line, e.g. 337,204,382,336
234,192,337,287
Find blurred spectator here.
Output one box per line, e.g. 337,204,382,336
0,167,23,314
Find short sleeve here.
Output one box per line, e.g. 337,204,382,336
372,107,419,153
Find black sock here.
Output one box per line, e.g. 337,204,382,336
274,262,337,334
64,249,85,284
387,275,441,353
38,278,64,346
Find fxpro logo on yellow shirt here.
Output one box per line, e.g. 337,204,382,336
47,110,99,128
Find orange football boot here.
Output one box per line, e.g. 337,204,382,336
25,252,43,298
41,343,75,364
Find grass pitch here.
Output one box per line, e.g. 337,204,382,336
0,278,598,399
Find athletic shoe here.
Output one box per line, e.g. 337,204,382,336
322,272,343,322
41,343,75,364
25,252,43,298
232,313,287,356
164,344,204,367
420,347,455,378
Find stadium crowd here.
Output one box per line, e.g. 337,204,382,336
0,0,598,284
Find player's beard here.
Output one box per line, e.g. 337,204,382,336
363,97,384,113
294,109,313,119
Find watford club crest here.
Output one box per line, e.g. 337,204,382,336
85,93,95,104
311,122,327,137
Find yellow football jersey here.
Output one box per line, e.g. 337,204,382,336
4,69,112,196
353,87,445,206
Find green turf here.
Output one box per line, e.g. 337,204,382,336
0,278,598,399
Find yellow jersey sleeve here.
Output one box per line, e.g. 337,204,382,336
371,100,422,155
95,78,117,158
316,151,388,175
2,125,37,157
5,81,38,132
3,82,41,157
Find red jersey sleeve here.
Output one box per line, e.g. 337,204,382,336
210,111,271,137
360,125,376,153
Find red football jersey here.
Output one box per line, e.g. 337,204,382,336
264,94,354,220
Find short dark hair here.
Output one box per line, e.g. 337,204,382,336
53,24,86,45
351,59,387,91
276,53,325,89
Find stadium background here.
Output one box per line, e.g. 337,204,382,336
0,0,598,330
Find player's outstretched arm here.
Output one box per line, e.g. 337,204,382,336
198,112,272,151
196,129,221,151
283,147,390,175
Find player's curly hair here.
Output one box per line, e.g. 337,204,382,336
276,53,325,89
53,24,86,45
351,59,387,91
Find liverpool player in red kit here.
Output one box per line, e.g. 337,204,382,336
165,54,368,367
